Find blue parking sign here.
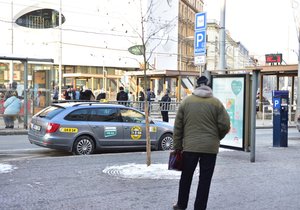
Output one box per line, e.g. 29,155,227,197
194,30,206,55
273,98,280,109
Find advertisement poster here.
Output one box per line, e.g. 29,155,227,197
212,76,245,149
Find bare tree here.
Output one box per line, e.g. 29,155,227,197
128,0,177,166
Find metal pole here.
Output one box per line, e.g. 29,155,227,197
23,61,28,129
10,1,14,84
178,40,182,100
250,70,259,162
58,0,62,99
102,56,107,92
219,0,226,70
297,29,300,120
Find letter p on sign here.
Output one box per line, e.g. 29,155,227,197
194,30,206,54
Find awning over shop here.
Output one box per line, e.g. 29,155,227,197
125,69,200,77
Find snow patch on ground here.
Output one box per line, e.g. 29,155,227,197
103,163,199,180
103,150,231,179
0,163,17,174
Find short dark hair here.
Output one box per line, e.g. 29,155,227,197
119,87,124,91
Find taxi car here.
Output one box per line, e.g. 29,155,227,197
28,102,174,155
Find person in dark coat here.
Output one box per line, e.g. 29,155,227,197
173,76,231,210
116,87,128,105
79,86,95,101
84,88,95,101
146,88,155,113
97,90,106,100
160,90,171,122
138,90,145,111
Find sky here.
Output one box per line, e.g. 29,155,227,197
204,0,300,64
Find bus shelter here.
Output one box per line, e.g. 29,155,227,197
0,56,53,129
125,69,201,101
257,64,298,117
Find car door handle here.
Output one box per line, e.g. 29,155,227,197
91,125,98,128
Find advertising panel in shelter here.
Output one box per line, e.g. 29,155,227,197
212,75,245,150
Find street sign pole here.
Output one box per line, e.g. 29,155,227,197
194,12,207,68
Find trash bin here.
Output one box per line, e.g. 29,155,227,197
272,90,288,147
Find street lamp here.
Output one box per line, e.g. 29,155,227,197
102,56,107,92
291,1,300,121
219,0,226,70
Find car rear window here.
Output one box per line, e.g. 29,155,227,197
37,106,65,119
65,108,90,121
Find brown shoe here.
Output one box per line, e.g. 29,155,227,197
173,204,185,210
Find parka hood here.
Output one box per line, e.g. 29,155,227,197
192,85,213,98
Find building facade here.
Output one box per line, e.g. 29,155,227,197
206,20,255,71
0,0,204,111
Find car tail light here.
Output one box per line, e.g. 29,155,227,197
46,123,60,133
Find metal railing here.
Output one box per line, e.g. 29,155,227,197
53,100,180,117
0,99,297,129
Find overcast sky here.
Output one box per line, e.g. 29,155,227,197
204,0,299,64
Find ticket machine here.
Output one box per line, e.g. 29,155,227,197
272,90,288,147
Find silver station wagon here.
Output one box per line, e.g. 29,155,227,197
28,102,174,155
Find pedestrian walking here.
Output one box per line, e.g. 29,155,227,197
160,90,171,122
79,86,95,101
74,87,80,100
146,88,155,113
52,86,59,101
116,87,128,105
128,91,134,107
138,90,145,111
172,76,230,210
3,91,21,129
96,89,106,101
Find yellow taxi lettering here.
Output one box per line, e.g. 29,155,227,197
60,127,78,133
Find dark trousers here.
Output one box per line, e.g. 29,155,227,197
177,152,217,210
4,116,15,128
161,111,169,122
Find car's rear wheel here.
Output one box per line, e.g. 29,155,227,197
73,135,95,155
158,133,173,151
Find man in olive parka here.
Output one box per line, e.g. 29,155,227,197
173,76,230,210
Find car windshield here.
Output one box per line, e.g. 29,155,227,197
37,105,65,119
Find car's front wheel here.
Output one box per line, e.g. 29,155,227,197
158,133,173,151
73,135,95,155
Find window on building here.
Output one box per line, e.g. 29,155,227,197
16,9,65,29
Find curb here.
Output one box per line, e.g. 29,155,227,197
0,129,28,135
